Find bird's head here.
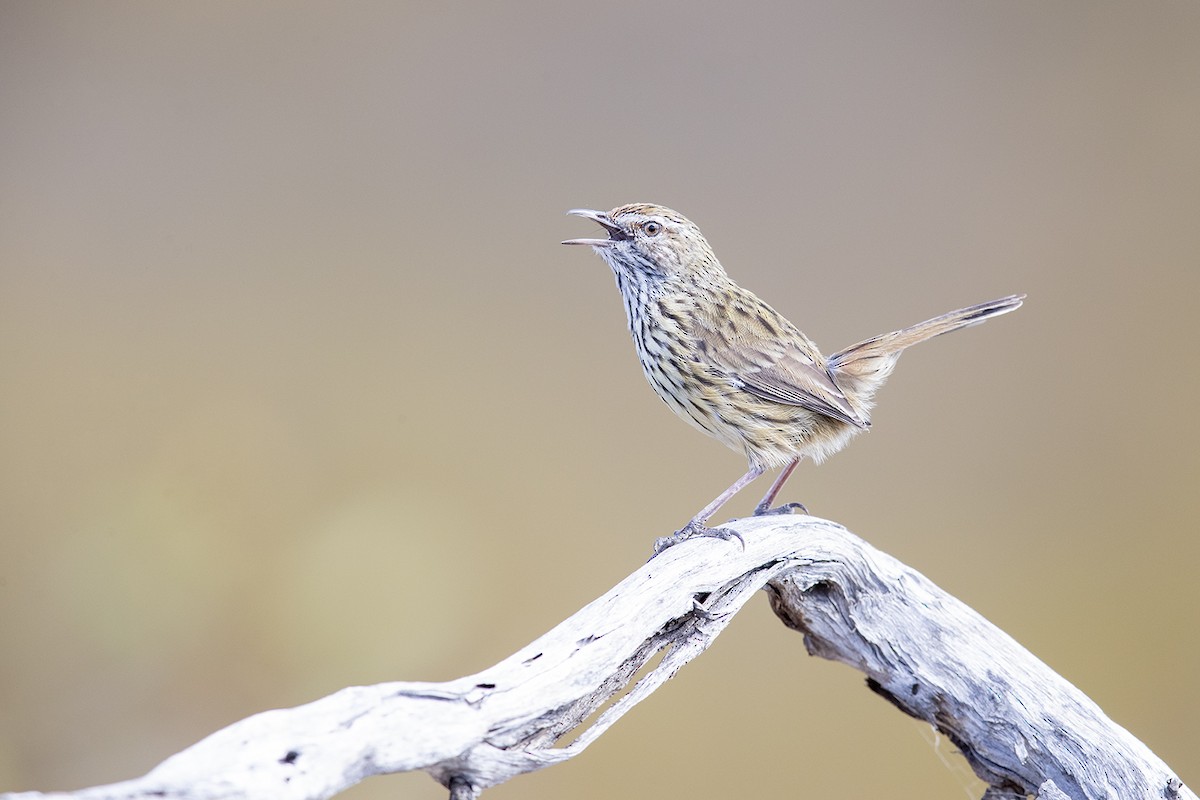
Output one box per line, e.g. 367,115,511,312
562,204,725,283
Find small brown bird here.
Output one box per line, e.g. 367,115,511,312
563,203,1024,549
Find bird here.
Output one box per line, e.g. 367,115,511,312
562,203,1024,550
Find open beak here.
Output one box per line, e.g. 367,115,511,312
562,208,628,247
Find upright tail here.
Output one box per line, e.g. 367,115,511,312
828,294,1025,406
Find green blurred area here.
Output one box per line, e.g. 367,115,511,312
1,2,1197,797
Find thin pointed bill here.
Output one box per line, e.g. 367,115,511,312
561,208,627,247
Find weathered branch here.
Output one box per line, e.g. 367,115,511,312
2,516,1191,800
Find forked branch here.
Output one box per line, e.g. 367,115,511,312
2,517,1191,800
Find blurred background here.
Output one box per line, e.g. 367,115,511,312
2,2,1197,797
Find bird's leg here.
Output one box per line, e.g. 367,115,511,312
654,465,764,554
752,458,808,516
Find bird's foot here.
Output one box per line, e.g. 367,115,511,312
752,500,808,517
653,520,745,554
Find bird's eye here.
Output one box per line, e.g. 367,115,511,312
643,221,663,236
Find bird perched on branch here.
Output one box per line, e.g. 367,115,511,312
563,203,1023,550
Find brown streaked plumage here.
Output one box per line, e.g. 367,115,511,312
563,203,1024,549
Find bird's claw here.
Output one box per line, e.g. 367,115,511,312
753,501,809,517
654,521,745,554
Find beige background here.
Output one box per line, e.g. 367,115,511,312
2,2,1197,797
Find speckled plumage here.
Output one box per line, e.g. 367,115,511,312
564,203,1023,543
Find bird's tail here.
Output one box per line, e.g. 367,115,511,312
829,294,1025,404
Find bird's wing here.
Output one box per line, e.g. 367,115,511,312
695,313,870,429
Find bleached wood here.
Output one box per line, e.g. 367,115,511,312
1,516,1191,800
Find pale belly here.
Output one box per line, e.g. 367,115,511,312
637,345,862,470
